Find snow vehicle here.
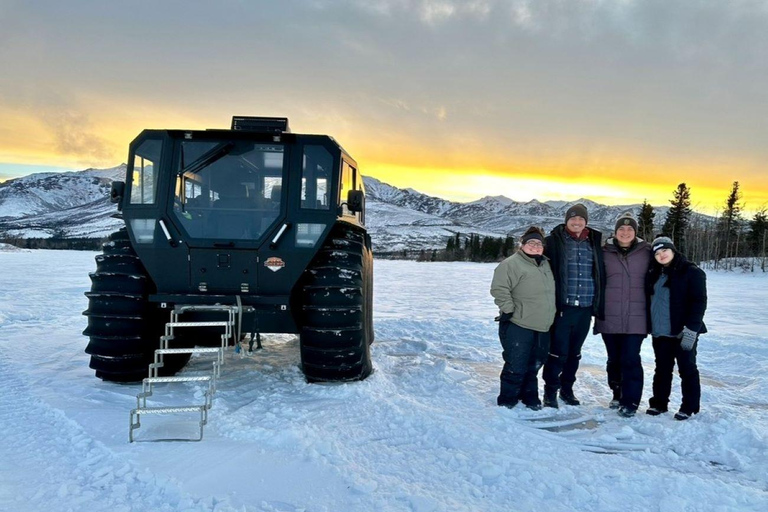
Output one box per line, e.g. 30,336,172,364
83,116,373,383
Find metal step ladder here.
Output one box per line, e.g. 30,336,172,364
129,304,242,442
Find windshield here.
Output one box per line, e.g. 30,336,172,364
172,140,285,241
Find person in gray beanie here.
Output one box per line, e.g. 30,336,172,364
594,212,651,417
645,236,708,420
541,203,605,408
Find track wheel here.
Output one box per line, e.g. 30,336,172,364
299,224,373,382
82,228,190,382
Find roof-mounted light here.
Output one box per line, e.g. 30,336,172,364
230,116,290,134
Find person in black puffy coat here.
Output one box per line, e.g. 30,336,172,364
646,237,707,420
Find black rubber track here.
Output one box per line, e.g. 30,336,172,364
299,224,373,382
83,228,190,382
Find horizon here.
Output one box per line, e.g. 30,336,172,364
2,2,767,214
0,160,735,217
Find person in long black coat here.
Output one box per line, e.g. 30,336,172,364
646,236,708,420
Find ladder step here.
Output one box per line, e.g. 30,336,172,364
175,305,238,312
132,405,205,415
167,321,231,328
156,347,221,355
144,375,212,384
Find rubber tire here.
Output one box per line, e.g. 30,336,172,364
299,224,373,382
83,228,190,382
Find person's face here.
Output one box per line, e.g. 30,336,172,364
566,216,586,236
615,225,636,247
654,248,674,266
522,239,544,256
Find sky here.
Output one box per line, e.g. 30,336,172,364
1,0,767,213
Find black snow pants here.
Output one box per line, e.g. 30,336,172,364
602,333,645,410
649,336,701,414
498,320,550,407
542,306,592,395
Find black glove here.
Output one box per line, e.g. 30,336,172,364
679,327,698,351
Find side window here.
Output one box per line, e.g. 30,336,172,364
129,139,163,204
340,161,356,216
301,145,331,210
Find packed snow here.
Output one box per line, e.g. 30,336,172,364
1,251,767,512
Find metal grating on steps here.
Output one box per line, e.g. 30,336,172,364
129,304,241,442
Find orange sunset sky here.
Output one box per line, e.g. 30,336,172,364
2,1,767,213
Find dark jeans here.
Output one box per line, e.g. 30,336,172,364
543,306,592,394
602,333,645,410
649,336,701,414
498,321,550,407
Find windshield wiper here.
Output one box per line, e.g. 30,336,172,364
179,142,235,176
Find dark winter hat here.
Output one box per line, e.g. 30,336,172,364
651,236,675,253
614,212,638,233
565,203,588,224
521,226,545,245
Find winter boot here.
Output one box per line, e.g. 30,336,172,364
525,403,543,411
674,410,692,421
609,388,621,409
617,406,636,418
646,406,667,416
559,389,581,406
497,398,518,409
543,390,559,409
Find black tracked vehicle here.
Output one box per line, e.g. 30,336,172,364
83,117,373,383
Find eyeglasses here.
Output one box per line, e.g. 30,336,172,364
524,240,544,247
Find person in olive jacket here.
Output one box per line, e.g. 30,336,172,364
594,212,652,417
491,226,557,410
646,236,708,420
542,204,605,408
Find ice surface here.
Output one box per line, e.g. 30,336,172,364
0,252,766,511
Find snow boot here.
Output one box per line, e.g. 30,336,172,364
525,403,543,411
559,390,580,406
609,389,621,409
617,406,636,418
543,390,559,409
497,399,518,409
674,410,692,421
646,406,667,416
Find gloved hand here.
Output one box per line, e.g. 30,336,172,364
679,327,698,351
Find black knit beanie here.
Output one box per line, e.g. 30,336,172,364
521,226,545,245
565,203,588,223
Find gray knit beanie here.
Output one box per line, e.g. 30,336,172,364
651,236,675,253
615,212,638,233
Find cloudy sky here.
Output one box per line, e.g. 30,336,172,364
1,0,767,211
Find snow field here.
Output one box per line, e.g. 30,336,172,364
0,252,767,511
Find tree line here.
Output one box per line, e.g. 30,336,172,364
0,236,106,251
412,181,768,272
653,181,767,272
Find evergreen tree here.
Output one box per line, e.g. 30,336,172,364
637,200,656,241
502,235,515,257
661,183,692,254
716,181,744,261
747,208,768,255
446,236,455,252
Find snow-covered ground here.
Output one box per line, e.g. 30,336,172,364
1,251,766,512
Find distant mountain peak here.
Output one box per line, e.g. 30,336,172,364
0,165,672,252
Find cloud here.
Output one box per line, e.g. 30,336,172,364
1,0,767,207
42,109,115,163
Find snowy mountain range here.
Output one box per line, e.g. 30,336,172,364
0,166,667,252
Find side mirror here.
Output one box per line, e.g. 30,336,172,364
111,181,125,210
347,190,364,213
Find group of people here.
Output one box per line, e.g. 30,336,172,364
490,204,708,420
